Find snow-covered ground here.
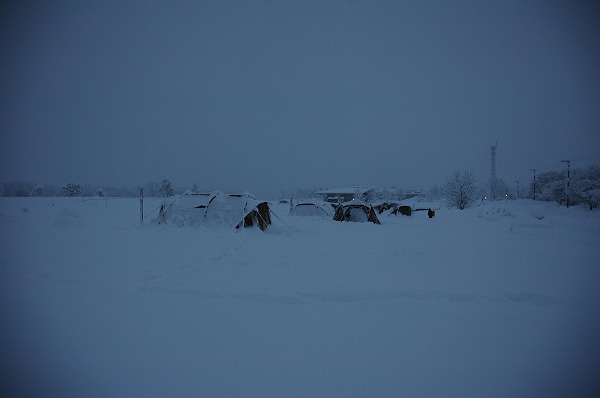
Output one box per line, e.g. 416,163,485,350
1,197,599,397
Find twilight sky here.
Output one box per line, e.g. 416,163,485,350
1,0,599,196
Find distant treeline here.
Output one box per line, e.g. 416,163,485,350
3,165,599,210
0,180,187,198
0,179,327,200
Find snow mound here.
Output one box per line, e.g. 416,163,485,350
510,204,551,236
51,207,84,228
527,204,545,220
478,206,512,221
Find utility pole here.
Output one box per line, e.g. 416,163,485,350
140,186,144,223
561,160,570,207
530,169,536,200
514,180,519,199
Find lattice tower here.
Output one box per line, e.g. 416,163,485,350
490,142,497,182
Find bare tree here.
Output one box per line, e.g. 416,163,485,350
443,169,479,210
487,177,507,200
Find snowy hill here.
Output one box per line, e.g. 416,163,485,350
1,197,599,397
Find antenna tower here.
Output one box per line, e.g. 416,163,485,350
490,141,497,183
489,141,498,199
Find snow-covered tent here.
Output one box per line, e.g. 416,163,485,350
391,205,413,216
332,201,381,224
373,202,399,214
289,202,333,217
155,191,271,230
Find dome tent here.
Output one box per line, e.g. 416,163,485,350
391,205,413,216
289,201,333,217
155,191,271,231
332,200,381,224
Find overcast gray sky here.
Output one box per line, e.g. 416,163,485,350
1,0,599,196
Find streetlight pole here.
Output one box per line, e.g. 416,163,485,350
561,160,570,207
530,169,536,200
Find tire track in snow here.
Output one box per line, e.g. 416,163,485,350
142,286,565,307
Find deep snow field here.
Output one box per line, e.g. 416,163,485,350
1,196,599,398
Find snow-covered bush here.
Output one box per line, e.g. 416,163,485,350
442,169,479,210
62,183,81,197
571,165,600,210
536,165,600,208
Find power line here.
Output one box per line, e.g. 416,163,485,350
541,162,562,171
535,151,600,173
571,152,600,163
510,151,599,198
